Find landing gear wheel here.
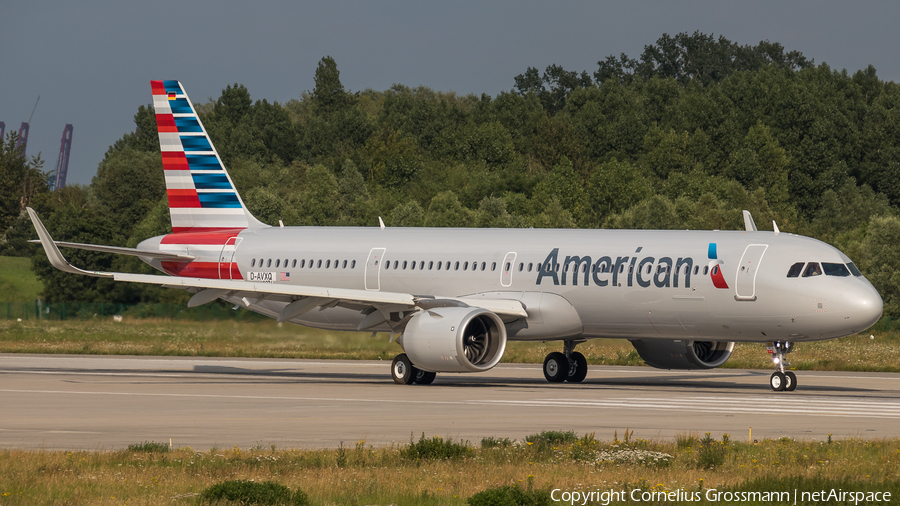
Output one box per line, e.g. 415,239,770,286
566,351,588,383
784,371,797,392
391,353,417,385
770,371,787,391
543,352,568,383
414,370,436,385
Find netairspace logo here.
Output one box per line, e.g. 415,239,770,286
550,487,892,505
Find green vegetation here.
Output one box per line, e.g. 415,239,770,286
126,441,170,453
1,433,899,505
525,430,578,448
199,480,310,506
0,257,42,302
0,32,898,318
2,318,900,372
401,434,474,461
467,484,551,506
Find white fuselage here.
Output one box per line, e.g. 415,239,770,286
143,226,883,344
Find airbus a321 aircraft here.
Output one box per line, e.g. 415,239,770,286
28,80,884,392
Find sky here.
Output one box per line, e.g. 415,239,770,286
2,0,899,187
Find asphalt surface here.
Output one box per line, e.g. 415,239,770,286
2,354,899,450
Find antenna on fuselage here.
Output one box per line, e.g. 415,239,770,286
378,217,385,230
773,221,780,235
742,210,758,232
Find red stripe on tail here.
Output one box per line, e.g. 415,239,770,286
151,80,166,96
155,114,177,133
167,189,201,208
161,152,189,171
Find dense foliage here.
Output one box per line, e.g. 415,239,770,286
4,33,900,314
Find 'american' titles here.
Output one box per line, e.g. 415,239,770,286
536,247,696,288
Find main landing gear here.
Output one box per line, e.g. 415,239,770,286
543,340,588,383
391,353,436,385
768,341,797,392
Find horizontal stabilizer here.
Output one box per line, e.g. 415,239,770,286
28,240,194,261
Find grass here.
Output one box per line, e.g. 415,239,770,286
0,256,42,303
0,433,898,505
2,317,900,372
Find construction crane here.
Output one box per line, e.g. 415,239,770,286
52,124,73,191
16,96,40,153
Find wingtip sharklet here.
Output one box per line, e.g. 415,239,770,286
26,207,113,279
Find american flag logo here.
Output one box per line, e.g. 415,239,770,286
279,272,290,281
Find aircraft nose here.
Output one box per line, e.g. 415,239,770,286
846,280,883,330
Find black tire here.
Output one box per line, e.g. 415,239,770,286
566,351,588,383
770,371,786,391
543,352,568,383
414,370,436,385
391,354,417,385
784,371,797,392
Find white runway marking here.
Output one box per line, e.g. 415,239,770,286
485,396,900,419
2,389,898,419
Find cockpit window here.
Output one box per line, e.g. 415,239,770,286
822,262,851,277
786,262,805,278
802,262,822,277
847,262,863,277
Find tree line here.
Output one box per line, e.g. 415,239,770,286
3,32,900,314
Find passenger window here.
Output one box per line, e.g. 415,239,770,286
528,262,533,272
410,261,415,270
491,262,496,271
703,266,708,275
275,259,281,268
455,261,460,270
463,261,468,270
351,260,356,269
267,259,272,268
420,261,425,270
342,260,347,268
786,262,804,277
317,260,322,268
822,262,850,277
334,259,339,269
505,262,511,271
284,259,288,267
292,259,297,268
847,262,862,276
429,261,433,270
693,265,699,275
251,259,256,267
802,262,822,277
308,259,313,268
326,260,331,268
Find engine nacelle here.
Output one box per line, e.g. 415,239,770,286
400,306,507,373
629,339,734,370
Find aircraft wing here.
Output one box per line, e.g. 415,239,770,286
27,208,528,326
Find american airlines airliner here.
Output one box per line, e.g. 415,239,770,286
28,80,884,391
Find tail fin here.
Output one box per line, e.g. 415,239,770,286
151,80,264,233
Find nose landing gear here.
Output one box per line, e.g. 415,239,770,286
767,342,797,391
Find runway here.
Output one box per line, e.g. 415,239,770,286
2,354,899,450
